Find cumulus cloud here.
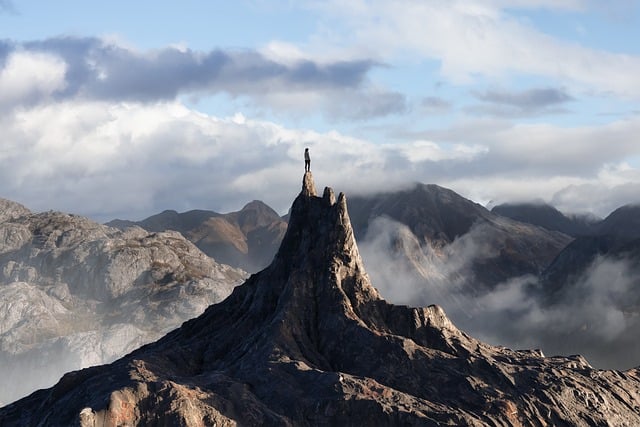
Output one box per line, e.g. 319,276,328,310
0,37,380,111
0,51,67,111
404,115,640,215
0,99,494,222
358,216,640,369
2,95,639,222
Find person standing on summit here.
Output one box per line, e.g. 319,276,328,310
304,148,311,172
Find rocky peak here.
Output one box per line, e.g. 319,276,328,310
0,198,31,223
2,174,640,426
301,170,317,196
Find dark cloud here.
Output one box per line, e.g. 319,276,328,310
471,87,573,117
13,36,378,103
0,40,12,65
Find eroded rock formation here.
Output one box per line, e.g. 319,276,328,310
2,173,640,425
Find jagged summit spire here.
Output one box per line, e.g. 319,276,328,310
301,170,317,197
270,171,381,307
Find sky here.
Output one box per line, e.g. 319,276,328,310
1,0,640,222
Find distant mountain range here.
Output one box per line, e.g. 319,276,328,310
0,198,245,405
113,185,573,291
108,200,287,273
491,202,600,236
3,172,639,426
490,201,640,368
348,184,571,292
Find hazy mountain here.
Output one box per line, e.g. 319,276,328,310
596,204,640,239
0,198,246,405
108,200,287,273
530,204,640,368
348,184,572,293
491,202,598,236
344,187,640,369
3,173,640,426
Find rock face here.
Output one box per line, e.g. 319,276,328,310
108,200,287,273
3,172,640,426
0,198,31,223
0,205,246,405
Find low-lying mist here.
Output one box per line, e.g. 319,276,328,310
359,216,640,369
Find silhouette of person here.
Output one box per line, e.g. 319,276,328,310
304,148,311,172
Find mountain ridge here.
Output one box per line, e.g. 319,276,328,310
108,200,287,272
491,202,598,237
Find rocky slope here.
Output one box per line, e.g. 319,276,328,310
0,198,246,405
3,173,640,426
108,200,287,273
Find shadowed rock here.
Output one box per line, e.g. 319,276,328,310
2,172,640,426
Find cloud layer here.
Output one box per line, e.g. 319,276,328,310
1,96,639,222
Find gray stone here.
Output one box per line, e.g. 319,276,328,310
0,206,246,405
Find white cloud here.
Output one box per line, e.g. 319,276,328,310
313,0,640,98
0,99,491,221
395,140,488,163
0,51,67,110
1,97,639,221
